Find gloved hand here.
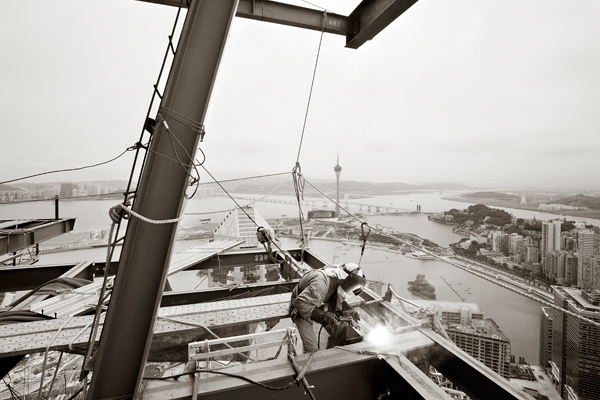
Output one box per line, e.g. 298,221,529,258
344,309,361,322
310,308,338,330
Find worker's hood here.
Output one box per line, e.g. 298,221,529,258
321,264,349,280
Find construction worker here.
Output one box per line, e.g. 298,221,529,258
289,262,366,353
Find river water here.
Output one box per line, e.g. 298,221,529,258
2,192,599,363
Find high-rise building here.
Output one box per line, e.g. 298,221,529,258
539,307,553,369
86,184,101,196
491,232,507,253
60,182,74,198
547,251,566,282
414,301,484,325
508,233,522,255
580,255,600,292
550,287,600,400
565,253,578,287
333,153,342,217
445,319,511,379
576,230,595,287
541,220,562,271
525,244,539,266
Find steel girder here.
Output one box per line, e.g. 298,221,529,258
345,0,419,49
136,0,419,49
159,279,298,306
0,218,76,257
420,329,531,400
87,1,240,398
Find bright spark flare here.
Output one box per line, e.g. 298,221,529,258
366,326,391,346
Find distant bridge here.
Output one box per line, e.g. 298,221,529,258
228,195,433,215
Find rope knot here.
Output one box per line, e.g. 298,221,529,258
109,203,130,224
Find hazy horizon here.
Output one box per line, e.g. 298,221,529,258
1,0,599,190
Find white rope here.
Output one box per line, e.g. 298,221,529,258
109,203,185,225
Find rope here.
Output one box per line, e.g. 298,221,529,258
199,164,292,263
109,203,185,225
76,197,185,372
185,171,293,216
303,177,600,329
158,106,205,140
292,163,307,250
37,316,73,400
45,351,64,399
156,115,202,199
295,9,327,163
80,219,118,381
2,378,22,400
0,147,136,185
109,0,188,269
358,222,371,266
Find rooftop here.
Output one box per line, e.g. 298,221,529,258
445,318,510,342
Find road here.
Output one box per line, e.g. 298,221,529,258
406,245,554,304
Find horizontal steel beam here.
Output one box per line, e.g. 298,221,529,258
136,0,418,49
160,280,298,306
0,248,314,292
346,0,419,49
137,0,349,35
236,0,348,35
0,261,95,292
0,218,76,256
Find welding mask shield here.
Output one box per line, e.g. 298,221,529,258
340,268,366,296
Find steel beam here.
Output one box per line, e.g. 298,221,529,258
420,329,530,400
345,0,419,49
137,0,419,49
0,247,311,292
0,262,93,292
236,0,348,35
88,1,239,398
160,280,298,306
0,218,76,256
138,0,349,35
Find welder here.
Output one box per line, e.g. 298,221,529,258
289,262,367,353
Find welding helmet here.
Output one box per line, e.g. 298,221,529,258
340,263,366,296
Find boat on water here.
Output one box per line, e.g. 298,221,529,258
407,250,436,260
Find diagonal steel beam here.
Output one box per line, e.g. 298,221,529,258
88,1,240,398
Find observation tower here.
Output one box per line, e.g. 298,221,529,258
334,153,342,216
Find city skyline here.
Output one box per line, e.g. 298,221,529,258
1,0,599,189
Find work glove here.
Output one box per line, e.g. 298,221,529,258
344,309,361,323
310,308,338,331
340,301,361,322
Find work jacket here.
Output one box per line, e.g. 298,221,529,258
289,269,340,322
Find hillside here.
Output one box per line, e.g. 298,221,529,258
232,180,468,195
463,191,519,200
446,204,512,227
550,194,600,210
0,184,19,191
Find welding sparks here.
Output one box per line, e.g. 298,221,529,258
366,326,391,346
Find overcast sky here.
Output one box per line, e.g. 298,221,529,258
1,0,599,189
